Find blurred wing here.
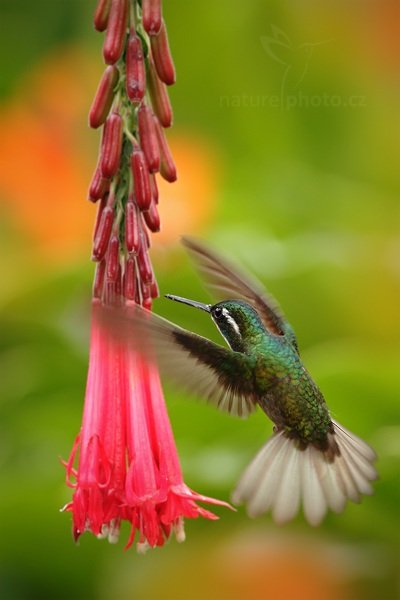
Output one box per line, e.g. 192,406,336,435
99,304,257,418
182,236,299,353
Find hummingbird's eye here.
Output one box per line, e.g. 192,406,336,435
213,306,223,319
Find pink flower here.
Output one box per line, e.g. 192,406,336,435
63,301,231,551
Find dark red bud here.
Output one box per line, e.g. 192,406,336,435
124,256,137,300
89,65,119,129
135,272,142,305
142,0,162,36
92,206,114,261
153,116,177,182
147,57,173,128
140,217,151,248
138,104,160,173
150,278,159,299
115,264,122,297
106,235,120,281
150,20,176,85
143,200,160,233
100,112,123,178
141,281,153,310
125,199,140,254
138,241,154,283
125,32,146,104
89,166,110,202
104,263,122,306
150,173,159,204
103,0,128,65
93,259,106,299
131,148,151,210
93,195,107,239
94,0,111,32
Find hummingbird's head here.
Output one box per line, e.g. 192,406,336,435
165,295,264,352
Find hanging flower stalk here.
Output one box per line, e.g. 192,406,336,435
62,0,231,552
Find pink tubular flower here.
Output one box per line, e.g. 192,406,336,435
63,302,231,551
63,301,127,543
124,348,231,551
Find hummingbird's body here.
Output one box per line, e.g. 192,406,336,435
104,237,377,525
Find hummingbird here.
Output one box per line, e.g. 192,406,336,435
104,237,377,525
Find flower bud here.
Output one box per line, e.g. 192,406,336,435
150,20,176,85
150,174,159,204
94,0,111,32
131,148,151,210
142,0,162,36
150,279,159,299
153,116,177,182
100,112,123,178
147,57,173,128
89,166,110,202
141,219,151,248
115,264,122,298
123,256,137,300
125,199,140,254
93,196,107,239
92,206,114,261
106,235,120,281
125,31,146,104
141,281,153,310
135,272,142,305
143,201,160,233
93,259,106,299
89,65,119,129
103,0,128,65
138,240,153,283
138,104,160,173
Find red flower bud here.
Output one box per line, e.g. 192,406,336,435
94,0,111,32
125,31,146,104
150,174,159,204
130,148,151,210
142,0,162,36
153,116,177,182
138,104,160,173
125,199,140,254
93,259,106,299
150,279,159,299
150,20,176,85
106,235,120,281
89,166,110,202
93,196,107,239
115,264,122,297
138,241,154,283
89,65,119,129
143,200,160,233
100,112,123,178
92,206,114,261
135,271,142,305
141,281,153,310
103,0,128,65
147,57,173,128
141,219,151,248
123,256,137,300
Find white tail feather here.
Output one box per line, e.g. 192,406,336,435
232,419,377,526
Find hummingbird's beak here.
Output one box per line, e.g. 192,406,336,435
165,294,211,313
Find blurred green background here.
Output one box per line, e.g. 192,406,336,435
1,1,400,599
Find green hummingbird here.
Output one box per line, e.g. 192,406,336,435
105,237,377,525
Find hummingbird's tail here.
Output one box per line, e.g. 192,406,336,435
231,420,377,526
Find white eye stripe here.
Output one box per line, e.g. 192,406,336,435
221,308,241,337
